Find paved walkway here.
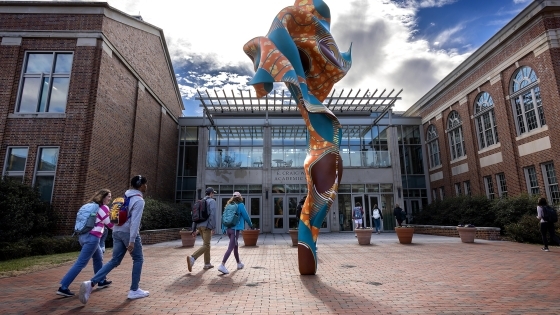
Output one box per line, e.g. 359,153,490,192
0,232,559,314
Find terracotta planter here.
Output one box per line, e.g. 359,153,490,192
356,228,373,245
289,229,298,246
457,227,477,243
179,230,195,247
395,227,414,244
242,229,260,246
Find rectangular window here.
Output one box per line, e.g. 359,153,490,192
439,187,445,200
463,181,471,196
484,176,495,200
542,163,560,205
454,183,461,196
497,173,508,198
16,52,73,113
2,147,29,182
432,189,437,201
33,147,59,202
524,166,540,196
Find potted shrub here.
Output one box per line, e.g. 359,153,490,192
289,228,298,246
355,227,373,245
179,228,195,247
242,223,260,246
395,226,414,244
457,224,476,243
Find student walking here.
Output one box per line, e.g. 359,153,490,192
218,192,254,275
56,189,114,297
394,204,405,227
372,204,383,234
537,197,560,252
187,187,217,272
79,175,149,303
353,202,363,235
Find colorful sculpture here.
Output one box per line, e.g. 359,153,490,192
244,0,352,275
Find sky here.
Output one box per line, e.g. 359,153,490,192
30,0,533,115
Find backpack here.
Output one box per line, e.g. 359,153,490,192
373,208,381,219
542,205,558,223
222,202,240,228
110,194,142,226
74,202,99,235
192,197,210,224
353,207,362,219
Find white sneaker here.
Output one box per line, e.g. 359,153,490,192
128,288,150,300
237,262,244,270
203,264,214,270
187,256,195,272
218,264,229,274
79,280,93,304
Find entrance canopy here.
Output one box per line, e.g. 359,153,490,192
196,88,403,125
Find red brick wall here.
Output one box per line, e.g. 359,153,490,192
0,8,180,234
140,228,182,245
413,225,502,241
102,17,183,118
422,14,560,200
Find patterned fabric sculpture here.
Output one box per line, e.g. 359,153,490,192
244,0,352,275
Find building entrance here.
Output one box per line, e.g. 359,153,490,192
272,194,329,233
217,195,261,233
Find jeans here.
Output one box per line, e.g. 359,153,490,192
373,218,381,232
192,227,212,264
60,233,103,290
222,229,240,264
540,221,560,248
91,231,144,291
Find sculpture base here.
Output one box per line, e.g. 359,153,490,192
298,243,316,275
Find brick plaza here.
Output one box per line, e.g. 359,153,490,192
0,233,559,314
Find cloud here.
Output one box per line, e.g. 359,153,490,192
513,0,531,3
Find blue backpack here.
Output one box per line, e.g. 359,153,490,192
222,202,240,228
74,202,99,235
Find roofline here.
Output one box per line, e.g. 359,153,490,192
404,0,555,117
0,1,184,112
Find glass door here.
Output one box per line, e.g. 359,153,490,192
272,196,284,233
352,195,364,230
404,199,421,225
247,196,261,230
287,196,299,230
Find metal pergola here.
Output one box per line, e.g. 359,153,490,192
196,88,403,126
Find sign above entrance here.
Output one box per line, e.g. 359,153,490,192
273,170,306,183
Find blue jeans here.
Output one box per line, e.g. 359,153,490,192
60,233,103,290
374,218,381,232
91,231,144,291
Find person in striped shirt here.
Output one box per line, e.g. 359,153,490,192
56,189,114,297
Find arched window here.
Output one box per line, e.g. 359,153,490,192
510,66,545,134
426,125,440,168
474,92,499,149
447,111,466,160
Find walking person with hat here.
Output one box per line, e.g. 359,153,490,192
187,187,217,272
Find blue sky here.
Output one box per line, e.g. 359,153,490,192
31,0,533,115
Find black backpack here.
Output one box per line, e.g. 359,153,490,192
543,205,558,223
192,197,210,223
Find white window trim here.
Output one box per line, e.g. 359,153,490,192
32,146,59,202
463,181,471,196
496,173,507,198
439,187,444,200
2,146,29,181
541,162,559,204
524,166,539,196
484,176,495,200
510,77,544,136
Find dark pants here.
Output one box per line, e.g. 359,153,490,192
222,228,240,264
540,222,560,248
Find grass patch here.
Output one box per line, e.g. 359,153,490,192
0,251,82,278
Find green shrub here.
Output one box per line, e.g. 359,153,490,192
414,195,493,226
141,198,191,230
0,236,81,261
0,179,57,242
492,193,539,229
504,214,545,243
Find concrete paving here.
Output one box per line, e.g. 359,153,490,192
0,232,559,314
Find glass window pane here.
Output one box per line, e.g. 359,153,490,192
48,77,69,112
36,175,54,202
220,185,233,194
351,184,365,193
18,77,41,112
249,185,262,194
38,148,58,171
38,77,50,112
54,53,73,73
181,127,198,144
338,184,351,193
272,184,285,193
25,53,53,73
380,183,393,192
366,184,379,193
6,148,28,172
234,185,248,194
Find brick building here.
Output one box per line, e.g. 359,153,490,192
0,1,183,233
405,0,560,206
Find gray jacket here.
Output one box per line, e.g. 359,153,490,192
113,189,144,243
191,196,216,230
